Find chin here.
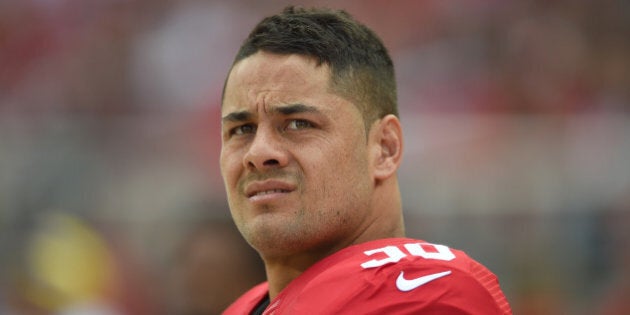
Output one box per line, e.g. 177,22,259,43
245,220,307,253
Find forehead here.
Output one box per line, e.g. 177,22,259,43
223,52,335,113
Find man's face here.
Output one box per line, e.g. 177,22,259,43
220,51,376,258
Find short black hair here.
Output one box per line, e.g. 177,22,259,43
226,6,398,130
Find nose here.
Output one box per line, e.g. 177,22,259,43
243,126,289,171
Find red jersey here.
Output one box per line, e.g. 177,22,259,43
223,238,512,314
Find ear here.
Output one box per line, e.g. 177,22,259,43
370,114,403,181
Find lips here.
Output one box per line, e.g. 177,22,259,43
244,180,296,199
249,188,290,197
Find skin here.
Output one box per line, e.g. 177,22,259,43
220,51,405,299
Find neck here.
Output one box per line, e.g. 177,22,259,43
263,251,328,299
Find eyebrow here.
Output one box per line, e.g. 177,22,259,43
222,111,252,123
275,103,319,115
221,103,319,123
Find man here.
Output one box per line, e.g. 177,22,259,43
220,6,512,314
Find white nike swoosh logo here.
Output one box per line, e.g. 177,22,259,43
396,270,452,292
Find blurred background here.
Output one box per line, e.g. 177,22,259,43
1,0,628,314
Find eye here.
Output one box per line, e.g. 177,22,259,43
231,124,256,136
286,119,313,130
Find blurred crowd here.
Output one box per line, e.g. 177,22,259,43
1,0,628,314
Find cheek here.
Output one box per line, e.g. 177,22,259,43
306,141,369,188
220,151,240,188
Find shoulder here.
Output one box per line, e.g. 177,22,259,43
293,238,512,314
222,282,268,315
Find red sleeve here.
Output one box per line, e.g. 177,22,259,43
296,242,512,315
315,266,509,314
377,261,511,315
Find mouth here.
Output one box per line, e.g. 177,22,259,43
244,180,296,201
247,188,291,198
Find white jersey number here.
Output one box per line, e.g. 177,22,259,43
360,242,455,269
